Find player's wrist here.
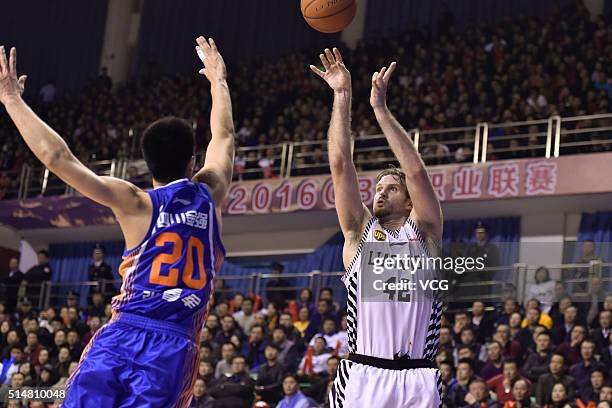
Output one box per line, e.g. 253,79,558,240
372,104,389,114
333,89,351,100
1,93,23,107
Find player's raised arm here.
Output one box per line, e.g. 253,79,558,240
310,48,370,246
192,37,235,209
370,62,442,241
0,46,146,215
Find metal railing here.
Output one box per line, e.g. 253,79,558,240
30,261,610,309
3,113,612,198
9,159,120,200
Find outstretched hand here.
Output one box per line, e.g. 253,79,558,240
370,62,397,109
195,37,227,84
0,46,27,105
310,48,351,93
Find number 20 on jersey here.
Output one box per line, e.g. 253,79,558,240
149,232,207,289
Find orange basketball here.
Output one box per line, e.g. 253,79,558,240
301,0,357,33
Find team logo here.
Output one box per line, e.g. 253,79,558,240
373,229,387,241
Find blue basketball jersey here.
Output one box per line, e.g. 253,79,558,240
111,178,225,340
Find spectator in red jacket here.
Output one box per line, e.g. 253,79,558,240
487,360,531,404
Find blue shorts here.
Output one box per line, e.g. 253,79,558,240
63,313,199,408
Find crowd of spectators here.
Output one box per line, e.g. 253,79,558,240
0,242,610,407
1,1,612,197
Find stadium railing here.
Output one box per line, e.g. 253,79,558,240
30,261,610,309
7,113,612,197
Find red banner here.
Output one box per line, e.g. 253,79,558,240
2,153,611,230
221,153,612,215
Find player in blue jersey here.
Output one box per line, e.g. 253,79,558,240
0,37,234,407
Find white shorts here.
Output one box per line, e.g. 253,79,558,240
330,358,442,408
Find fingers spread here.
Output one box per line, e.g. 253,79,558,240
196,46,206,62
196,36,211,53
319,53,330,71
379,66,387,82
372,72,378,84
383,62,397,82
309,65,325,78
9,47,16,75
324,48,335,65
208,38,217,52
332,47,343,64
0,46,7,75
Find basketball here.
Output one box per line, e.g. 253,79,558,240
301,0,357,33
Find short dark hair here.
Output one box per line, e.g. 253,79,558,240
457,345,473,353
327,356,340,364
376,166,409,197
503,359,518,367
457,358,474,371
536,331,551,338
38,250,49,257
282,373,298,382
320,287,334,296
231,355,246,364
265,344,280,352
250,324,265,333
222,342,236,350
318,299,332,307
314,336,327,345
141,116,195,182
468,378,487,388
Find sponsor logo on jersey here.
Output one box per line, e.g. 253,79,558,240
182,294,201,309
373,229,387,241
162,288,183,302
156,209,208,230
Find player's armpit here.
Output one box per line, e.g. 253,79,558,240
405,169,443,242
192,167,229,209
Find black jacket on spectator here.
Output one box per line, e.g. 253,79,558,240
517,327,537,352
25,263,52,283
590,327,610,351
274,339,300,373
471,313,496,343
86,304,106,318
535,373,576,406
551,324,574,346
208,373,255,408
450,377,475,408
255,362,284,403
88,262,113,282
214,329,243,347
304,375,334,404
189,395,215,408
521,350,553,382
265,277,295,309
569,359,606,398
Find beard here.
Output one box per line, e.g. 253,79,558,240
373,206,391,219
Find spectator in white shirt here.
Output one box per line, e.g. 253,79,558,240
233,298,256,334
525,266,556,314
298,337,332,377
309,318,348,356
